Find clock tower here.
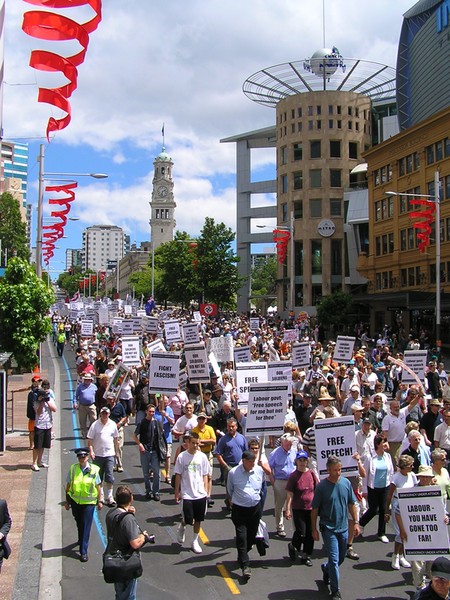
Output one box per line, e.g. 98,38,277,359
150,147,176,249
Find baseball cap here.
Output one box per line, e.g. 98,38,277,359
431,557,450,580
296,450,308,460
100,406,111,414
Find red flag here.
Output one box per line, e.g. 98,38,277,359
200,303,218,317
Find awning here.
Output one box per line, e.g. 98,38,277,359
350,162,368,175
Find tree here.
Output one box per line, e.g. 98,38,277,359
316,290,354,333
250,255,277,311
0,257,54,370
0,192,29,263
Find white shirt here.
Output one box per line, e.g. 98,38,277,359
381,407,409,442
87,419,118,457
173,450,209,500
434,422,450,450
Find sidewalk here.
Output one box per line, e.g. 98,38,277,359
0,370,48,600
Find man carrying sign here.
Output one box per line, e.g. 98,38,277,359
311,455,360,600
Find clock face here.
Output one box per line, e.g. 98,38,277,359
158,185,168,198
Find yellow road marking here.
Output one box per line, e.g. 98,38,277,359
199,527,209,544
217,563,240,595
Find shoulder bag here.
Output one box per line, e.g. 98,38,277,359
102,512,143,584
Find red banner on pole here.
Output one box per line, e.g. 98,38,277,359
273,229,290,264
409,199,436,253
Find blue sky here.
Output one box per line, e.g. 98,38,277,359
4,0,414,276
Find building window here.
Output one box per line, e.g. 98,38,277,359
348,121,353,130
330,140,341,158
298,122,302,132
291,123,295,133
310,169,322,188
337,105,341,115
281,203,288,222
436,141,443,161
329,119,333,128
293,142,302,161
413,152,420,170
308,121,313,130
445,137,450,158
355,122,359,131
308,106,313,116
348,107,352,116
281,146,288,165
400,230,406,251
398,158,405,177
281,174,288,193
317,105,321,115
355,108,359,117
311,240,322,275
294,200,303,219
375,201,381,221
317,120,321,129
297,107,302,118
375,237,381,256
426,144,435,165
328,105,333,115
337,120,342,129
310,198,322,218
330,198,341,216
406,154,413,173
293,171,303,190
446,175,450,200
330,169,342,187
331,240,342,275
382,235,388,254
408,267,415,286
291,109,295,119
310,140,321,158
408,227,415,250
348,142,358,159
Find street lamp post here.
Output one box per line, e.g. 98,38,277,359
36,143,108,277
386,170,441,349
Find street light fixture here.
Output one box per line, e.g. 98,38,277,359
386,171,441,349
256,210,295,313
36,143,108,278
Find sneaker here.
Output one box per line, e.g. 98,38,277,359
391,554,400,570
377,535,389,543
288,542,298,561
152,493,160,501
31,464,40,472
399,555,411,568
207,499,215,508
39,462,48,468
321,563,330,585
276,528,287,538
242,566,251,580
105,499,117,508
191,539,202,554
346,546,359,560
117,467,124,473
177,523,186,544
303,556,313,567
330,592,342,599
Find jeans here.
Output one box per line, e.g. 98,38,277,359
114,578,137,600
140,449,160,494
321,527,348,594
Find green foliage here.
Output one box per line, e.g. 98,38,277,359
251,255,277,309
316,290,354,330
56,271,81,297
0,258,54,370
0,192,29,262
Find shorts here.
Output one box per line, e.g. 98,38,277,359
28,420,35,433
34,427,52,449
182,497,208,525
94,455,115,484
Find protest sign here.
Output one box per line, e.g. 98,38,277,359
234,346,251,364
291,342,311,369
283,329,298,343
208,352,221,378
209,336,233,362
246,382,288,436
164,319,183,344
250,317,260,331
333,336,356,364
148,338,166,354
183,322,200,345
104,362,130,401
132,317,142,333
397,485,450,560
235,362,268,407
124,305,132,315
402,351,428,385
268,361,292,383
184,343,209,384
149,351,180,395
193,311,201,323
98,304,109,325
121,335,141,367
112,318,123,334
142,316,159,334
315,416,357,478
80,320,94,337
122,320,134,335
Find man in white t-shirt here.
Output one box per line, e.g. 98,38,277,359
87,407,119,507
381,392,419,465
173,432,210,554
172,403,198,439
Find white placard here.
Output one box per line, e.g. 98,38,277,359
121,335,141,367
184,343,209,384
142,316,159,334
132,317,142,333
80,320,94,337
315,416,357,479
148,338,166,354
403,350,428,385
122,320,134,335
398,485,450,560
209,336,234,362
234,346,251,364
193,311,201,323
283,329,298,343
333,336,356,364
124,305,132,315
268,361,292,383
291,342,311,369
164,319,183,344
183,322,200,345
112,317,123,334
149,351,180,395
250,317,260,331
208,352,221,378
246,382,288,436
98,305,109,326
235,362,268,407
137,309,146,317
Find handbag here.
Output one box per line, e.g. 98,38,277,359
102,512,143,584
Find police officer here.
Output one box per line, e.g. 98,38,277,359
65,448,102,562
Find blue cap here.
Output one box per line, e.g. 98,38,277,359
296,450,308,460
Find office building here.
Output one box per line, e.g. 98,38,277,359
82,225,127,271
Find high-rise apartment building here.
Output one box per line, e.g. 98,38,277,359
65,248,83,271
82,225,127,271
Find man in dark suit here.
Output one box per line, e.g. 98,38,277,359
0,498,12,573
